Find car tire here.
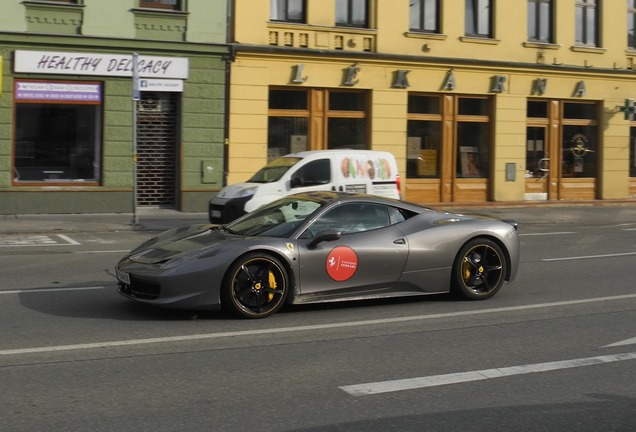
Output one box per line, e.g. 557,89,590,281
451,238,506,300
223,252,289,318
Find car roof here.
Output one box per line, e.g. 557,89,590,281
284,191,429,213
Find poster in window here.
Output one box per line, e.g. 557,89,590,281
407,137,421,159
418,149,438,176
460,146,481,177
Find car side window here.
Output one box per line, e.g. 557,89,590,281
302,203,391,238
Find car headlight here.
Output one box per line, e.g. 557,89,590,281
237,187,257,198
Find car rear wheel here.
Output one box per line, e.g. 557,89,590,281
451,238,506,300
223,253,289,318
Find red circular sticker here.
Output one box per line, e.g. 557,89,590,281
326,246,359,281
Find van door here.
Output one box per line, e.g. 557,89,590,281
289,158,334,191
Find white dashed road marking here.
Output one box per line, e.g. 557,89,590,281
0,234,81,247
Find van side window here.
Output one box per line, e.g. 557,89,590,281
291,159,331,187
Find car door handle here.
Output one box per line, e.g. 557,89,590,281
393,238,406,245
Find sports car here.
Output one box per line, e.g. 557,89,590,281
116,192,520,318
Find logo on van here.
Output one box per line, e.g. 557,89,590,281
340,157,392,181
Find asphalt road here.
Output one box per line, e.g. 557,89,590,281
1,210,635,431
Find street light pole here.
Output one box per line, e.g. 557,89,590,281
132,53,140,225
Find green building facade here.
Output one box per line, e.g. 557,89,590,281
0,0,229,214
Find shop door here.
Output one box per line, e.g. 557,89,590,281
525,126,550,200
136,93,178,208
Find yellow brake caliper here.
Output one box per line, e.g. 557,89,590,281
267,271,277,302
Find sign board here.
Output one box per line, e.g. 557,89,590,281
139,79,184,92
14,50,189,79
15,81,102,102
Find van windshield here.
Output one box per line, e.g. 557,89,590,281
248,157,302,183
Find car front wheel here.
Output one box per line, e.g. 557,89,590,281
223,253,289,318
451,238,506,300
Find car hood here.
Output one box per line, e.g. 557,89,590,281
127,224,235,264
216,182,259,199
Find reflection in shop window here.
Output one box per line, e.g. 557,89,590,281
267,117,308,160
407,121,441,178
631,127,636,177
457,122,490,178
13,81,102,184
328,118,367,150
407,94,441,179
562,126,597,178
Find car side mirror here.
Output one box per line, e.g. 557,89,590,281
291,176,303,188
307,229,341,249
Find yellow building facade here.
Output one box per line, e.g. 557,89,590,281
229,0,636,204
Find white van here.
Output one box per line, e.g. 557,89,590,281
208,150,400,223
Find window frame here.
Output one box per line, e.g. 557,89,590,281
575,0,599,47
139,0,181,11
628,0,636,49
527,0,553,43
270,0,306,23
465,0,493,38
267,88,370,158
409,0,440,33
335,0,369,28
12,79,103,186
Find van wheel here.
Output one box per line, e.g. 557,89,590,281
451,238,506,300
222,253,288,318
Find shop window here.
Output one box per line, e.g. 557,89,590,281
629,0,636,48
268,117,309,159
528,0,553,43
269,89,308,110
408,94,440,114
465,0,492,38
631,127,636,177
410,0,440,33
407,95,441,179
270,0,306,23
527,100,548,118
327,91,368,150
458,97,490,115
336,0,369,28
575,0,599,47
407,121,441,178
139,0,181,11
327,118,367,150
562,102,598,178
457,97,491,178
562,125,597,178
329,91,366,111
406,94,491,180
267,88,369,158
13,80,102,184
563,101,597,119
457,123,490,178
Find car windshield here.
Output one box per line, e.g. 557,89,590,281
247,157,302,183
224,196,323,238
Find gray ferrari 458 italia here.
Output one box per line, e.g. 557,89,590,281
116,192,520,318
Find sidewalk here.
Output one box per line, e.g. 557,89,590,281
1,202,635,235
0,208,208,234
